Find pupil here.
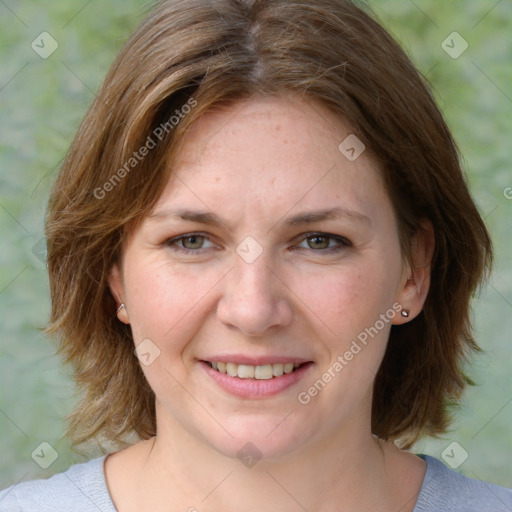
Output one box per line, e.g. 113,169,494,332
184,235,202,249
309,236,328,249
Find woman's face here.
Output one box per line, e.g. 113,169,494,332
110,95,415,460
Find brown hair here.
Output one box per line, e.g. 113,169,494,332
45,0,492,451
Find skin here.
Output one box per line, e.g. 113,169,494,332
107,95,434,512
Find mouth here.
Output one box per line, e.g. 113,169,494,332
204,361,307,380
199,359,314,398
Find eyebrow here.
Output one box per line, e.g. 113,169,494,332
148,207,371,230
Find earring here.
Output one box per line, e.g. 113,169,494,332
401,310,409,318
114,290,125,316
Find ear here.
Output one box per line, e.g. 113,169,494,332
108,262,130,324
393,219,435,325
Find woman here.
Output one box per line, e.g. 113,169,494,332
1,0,510,510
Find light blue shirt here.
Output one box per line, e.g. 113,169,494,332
0,454,511,511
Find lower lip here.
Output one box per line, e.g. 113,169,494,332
200,361,314,399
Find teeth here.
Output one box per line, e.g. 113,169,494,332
272,363,284,377
255,364,273,380
209,361,304,379
226,363,238,377
237,364,255,378
284,363,294,374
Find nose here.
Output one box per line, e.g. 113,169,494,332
216,252,293,337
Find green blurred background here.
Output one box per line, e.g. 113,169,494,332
0,0,511,490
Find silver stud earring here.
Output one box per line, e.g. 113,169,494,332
116,303,125,315
401,310,409,318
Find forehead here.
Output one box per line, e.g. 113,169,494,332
173,95,346,170
149,95,391,230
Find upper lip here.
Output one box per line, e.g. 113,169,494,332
200,355,314,366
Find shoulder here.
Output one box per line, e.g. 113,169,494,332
0,456,116,512
414,455,512,512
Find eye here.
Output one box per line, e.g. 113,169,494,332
164,232,351,255
295,232,351,252
165,233,216,252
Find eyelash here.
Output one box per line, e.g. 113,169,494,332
165,232,352,255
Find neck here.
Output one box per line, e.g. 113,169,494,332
126,404,424,512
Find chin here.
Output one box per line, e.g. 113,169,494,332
204,412,315,463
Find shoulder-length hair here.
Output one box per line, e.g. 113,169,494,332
45,0,492,451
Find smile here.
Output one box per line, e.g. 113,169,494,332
206,361,303,379
200,359,314,399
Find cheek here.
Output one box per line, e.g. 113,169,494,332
123,256,209,345
298,265,393,335
292,254,402,389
